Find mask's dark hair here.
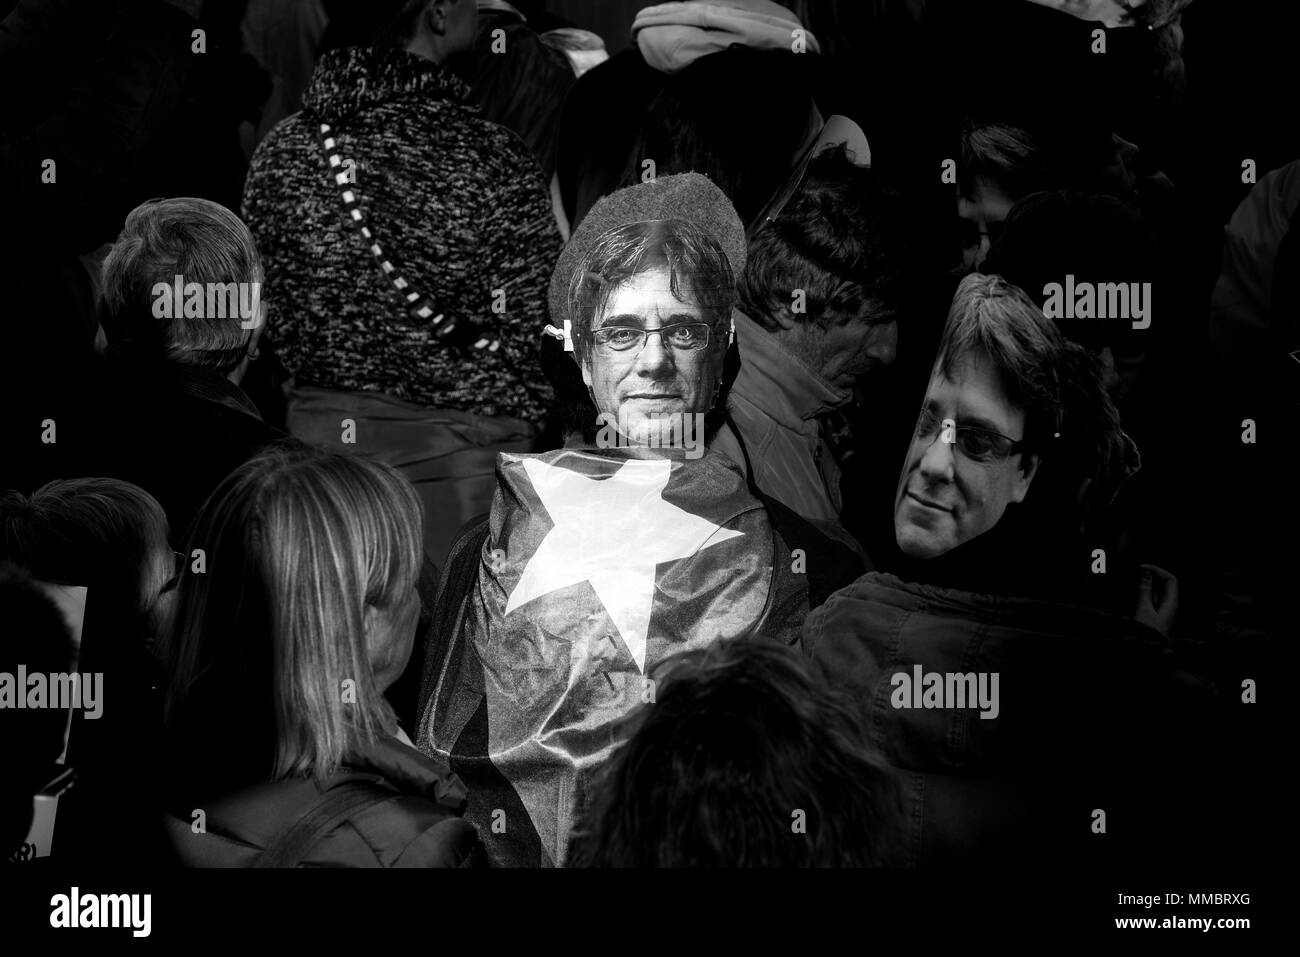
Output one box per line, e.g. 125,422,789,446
566,218,734,366
566,638,898,867
741,143,912,333
937,274,1136,531
937,272,1066,458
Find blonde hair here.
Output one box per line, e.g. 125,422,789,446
164,443,423,785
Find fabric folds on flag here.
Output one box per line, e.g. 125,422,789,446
419,446,803,866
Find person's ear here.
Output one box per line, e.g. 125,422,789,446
579,353,593,389
246,303,267,352
770,304,799,332
1011,452,1040,503
425,0,448,36
363,602,390,670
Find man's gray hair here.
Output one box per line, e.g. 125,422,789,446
102,197,263,374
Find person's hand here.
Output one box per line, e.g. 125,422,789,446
1134,563,1179,636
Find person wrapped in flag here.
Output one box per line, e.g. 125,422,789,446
416,173,863,866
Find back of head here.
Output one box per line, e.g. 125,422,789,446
959,108,1118,202
0,478,170,629
621,47,820,227
567,638,896,867
101,197,263,377
983,189,1158,351
164,443,424,794
741,143,913,333
958,119,1050,204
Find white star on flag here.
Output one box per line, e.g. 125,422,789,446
503,456,743,672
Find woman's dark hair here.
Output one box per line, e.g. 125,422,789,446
619,48,820,227
567,638,897,867
0,478,170,618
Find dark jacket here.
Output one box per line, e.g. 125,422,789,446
163,735,483,868
712,310,854,528
803,571,1225,867
242,45,559,424
20,357,284,540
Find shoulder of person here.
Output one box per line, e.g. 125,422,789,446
340,788,483,868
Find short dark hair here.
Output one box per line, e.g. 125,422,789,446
372,0,433,47
566,639,897,867
958,120,1049,202
740,144,911,333
937,273,1066,456
566,218,735,365
0,478,170,616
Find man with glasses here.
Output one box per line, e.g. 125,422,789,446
801,272,1208,867
566,211,734,459
417,172,830,866
893,275,1056,560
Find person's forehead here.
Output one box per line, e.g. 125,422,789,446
926,353,1024,428
597,267,703,323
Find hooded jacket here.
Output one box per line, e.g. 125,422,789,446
243,45,559,424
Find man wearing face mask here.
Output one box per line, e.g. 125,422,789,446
800,273,1231,868
416,173,863,867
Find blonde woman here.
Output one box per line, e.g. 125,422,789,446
162,443,481,867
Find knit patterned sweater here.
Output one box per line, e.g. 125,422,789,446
242,46,559,423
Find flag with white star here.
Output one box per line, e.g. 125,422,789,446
423,446,805,867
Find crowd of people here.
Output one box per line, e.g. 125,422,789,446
1,0,1288,868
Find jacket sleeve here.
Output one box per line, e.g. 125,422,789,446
391,816,485,868
471,128,562,424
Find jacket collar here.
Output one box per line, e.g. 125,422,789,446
169,364,264,421
303,46,475,121
342,734,468,814
731,309,851,427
